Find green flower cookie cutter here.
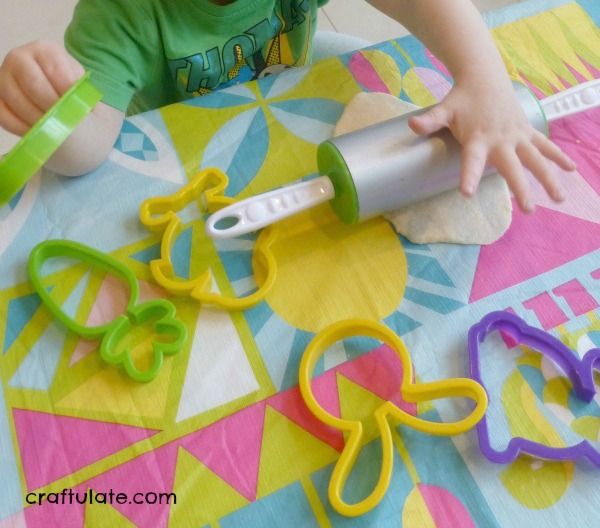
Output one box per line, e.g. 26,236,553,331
28,240,188,382
0,73,102,205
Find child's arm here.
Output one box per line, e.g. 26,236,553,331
0,41,124,176
367,0,576,212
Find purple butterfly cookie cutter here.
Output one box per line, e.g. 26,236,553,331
468,310,600,466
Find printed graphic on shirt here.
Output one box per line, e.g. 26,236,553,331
168,0,312,98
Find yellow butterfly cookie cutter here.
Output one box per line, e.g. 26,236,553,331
139,168,277,310
299,319,488,517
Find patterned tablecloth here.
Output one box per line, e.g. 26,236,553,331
1,0,600,526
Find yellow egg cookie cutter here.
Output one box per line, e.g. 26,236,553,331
299,319,488,517
139,168,277,310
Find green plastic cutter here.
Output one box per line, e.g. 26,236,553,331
0,72,102,205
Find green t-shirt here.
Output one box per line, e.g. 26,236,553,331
65,0,328,114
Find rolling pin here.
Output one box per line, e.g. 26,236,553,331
206,79,600,239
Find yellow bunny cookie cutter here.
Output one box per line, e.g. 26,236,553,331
139,168,278,310
299,319,488,517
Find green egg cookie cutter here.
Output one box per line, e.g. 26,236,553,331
0,73,102,205
28,240,188,382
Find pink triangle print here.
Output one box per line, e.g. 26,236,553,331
69,338,97,366
527,164,600,225
24,498,84,528
12,409,158,491
139,279,168,302
85,274,130,328
81,442,179,527
470,206,600,302
337,345,417,415
418,483,475,528
69,275,166,366
551,107,600,197
180,401,267,502
268,369,344,453
0,511,26,528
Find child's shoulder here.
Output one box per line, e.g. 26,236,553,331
73,0,155,21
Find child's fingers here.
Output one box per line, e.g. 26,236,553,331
532,131,576,171
0,99,29,136
0,75,44,126
13,57,60,113
492,147,534,213
460,140,487,196
34,44,84,96
408,104,451,136
517,143,564,203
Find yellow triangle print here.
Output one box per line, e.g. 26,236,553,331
56,361,173,419
237,116,315,197
402,486,437,528
170,448,248,528
84,500,135,528
257,406,339,498
337,373,388,445
493,22,561,93
533,6,599,81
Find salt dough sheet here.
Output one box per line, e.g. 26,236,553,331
333,92,512,245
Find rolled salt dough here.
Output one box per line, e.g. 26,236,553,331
333,92,512,245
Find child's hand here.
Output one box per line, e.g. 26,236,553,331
0,41,84,136
408,79,577,213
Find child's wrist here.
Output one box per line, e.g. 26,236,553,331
453,66,513,95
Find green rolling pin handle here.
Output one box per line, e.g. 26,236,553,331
0,72,103,206
28,240,188,383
